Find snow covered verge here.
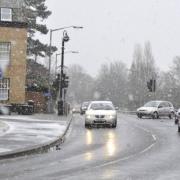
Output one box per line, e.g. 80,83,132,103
0,121,9,136
0,114,73,158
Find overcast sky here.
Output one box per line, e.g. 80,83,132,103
39,0,180,76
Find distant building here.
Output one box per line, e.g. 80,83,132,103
0,0,27,103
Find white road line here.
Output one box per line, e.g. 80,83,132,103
91,123,157,169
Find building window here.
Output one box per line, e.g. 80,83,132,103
0,43,11,70
0,78,10,101
0,8,12,22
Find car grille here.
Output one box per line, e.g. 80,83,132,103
94,120,106,124
95,115,105,118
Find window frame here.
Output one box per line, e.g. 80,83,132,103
0,78,10,101
0,8,12,22
0,42,11,67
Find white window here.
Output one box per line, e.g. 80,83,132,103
0,43,11,71
0,78,10,101
1,8,12,21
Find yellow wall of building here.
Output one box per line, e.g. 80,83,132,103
0,26,27,104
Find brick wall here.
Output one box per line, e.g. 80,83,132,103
25,91,47,113
0,26,27,104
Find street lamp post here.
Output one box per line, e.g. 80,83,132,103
47,25,83,113
55,51,79,75
58,31,69,115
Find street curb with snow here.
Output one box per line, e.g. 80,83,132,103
0,114,73,160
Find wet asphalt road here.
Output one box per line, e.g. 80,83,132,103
0,113,180,180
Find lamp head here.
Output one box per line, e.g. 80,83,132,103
63,30,69,42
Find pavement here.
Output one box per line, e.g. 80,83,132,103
0,113,73,159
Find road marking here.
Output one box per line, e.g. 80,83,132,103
152,134,157,141
91,123,157,169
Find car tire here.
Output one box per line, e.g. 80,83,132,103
169,112,174,119
112,121,117,128
85,123,90,128
175,118,179,125
178,126,180,132
152,112,158,119
137,114,142,118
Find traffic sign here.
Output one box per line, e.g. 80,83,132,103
43,92,51,97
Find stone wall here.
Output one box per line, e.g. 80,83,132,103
26,91,47,113
0,0,24,8
0,26,27,104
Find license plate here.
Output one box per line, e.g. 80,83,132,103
94,120,105,123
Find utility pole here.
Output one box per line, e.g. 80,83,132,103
47,25,83,113
58,31,69,115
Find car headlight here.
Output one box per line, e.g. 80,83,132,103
86,114,93,119
106,115,116,119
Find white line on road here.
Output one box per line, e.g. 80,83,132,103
91,123,157,169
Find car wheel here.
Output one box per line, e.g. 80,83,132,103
137,114,142,118
153,112,158,119
85,124,91,128
178,126,180,132
112,121,117,128
169,112,174,119
175,118,179,125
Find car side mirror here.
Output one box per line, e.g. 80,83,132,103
158,105,163,108
115,107,119,110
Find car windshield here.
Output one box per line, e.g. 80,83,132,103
143,101,160,107
89,103,114,110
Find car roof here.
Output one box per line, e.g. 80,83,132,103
82,101,90,104
148,101,162,104
145,100,173,105
90,101,113,104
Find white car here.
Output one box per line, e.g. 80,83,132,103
85,101,117,128
136,100,174,119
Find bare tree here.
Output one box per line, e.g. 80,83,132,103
95,61,128,108
128,42,157,109
157,56,180,108
128,44,144,109
66,64,94,104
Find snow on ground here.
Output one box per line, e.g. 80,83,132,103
4,121,66,142
0,115,64,123
0,148,11,153
0,121,9,136
0,116,67,154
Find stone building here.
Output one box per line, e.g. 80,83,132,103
0,0,27,104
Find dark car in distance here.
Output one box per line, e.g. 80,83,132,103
80,101,90,115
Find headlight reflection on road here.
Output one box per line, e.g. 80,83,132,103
106,132,116,157
86,129,93,145
85,152,93,161
85,130,93,161
102,169,114,179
